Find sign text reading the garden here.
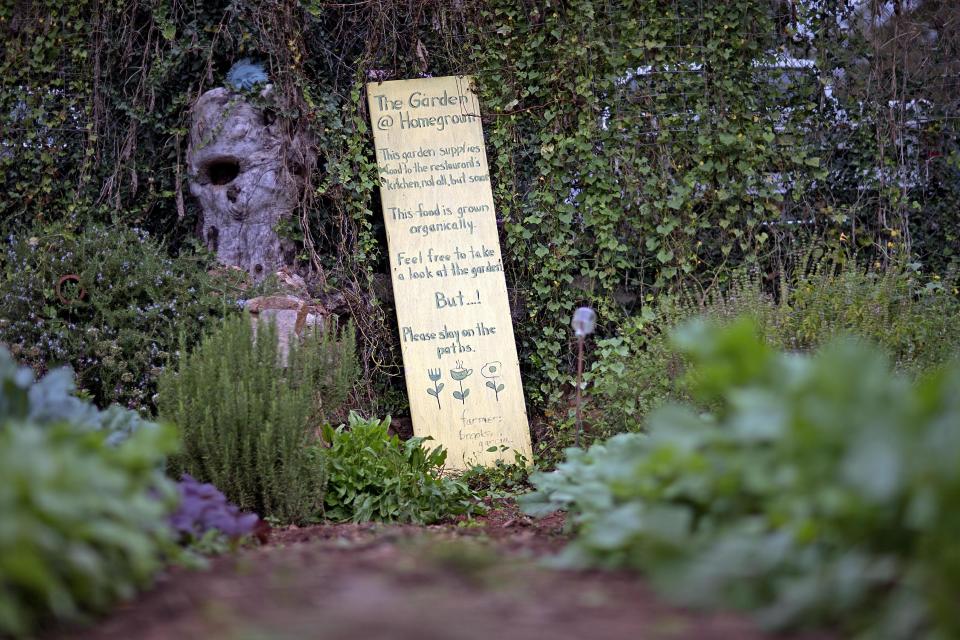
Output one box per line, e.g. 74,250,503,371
367,75,532,469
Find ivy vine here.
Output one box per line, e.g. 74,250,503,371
1,0,957,429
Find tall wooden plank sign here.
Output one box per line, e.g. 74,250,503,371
367,75,532,469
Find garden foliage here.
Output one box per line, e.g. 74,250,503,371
3,1,957,421
522,319,960,638
321,413,478,524
0,223,236,412
160,314,357,524
586,258,960,443
460,446,533,499
0,348,179,637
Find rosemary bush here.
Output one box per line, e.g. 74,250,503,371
0,223,235,413
159,314,358,524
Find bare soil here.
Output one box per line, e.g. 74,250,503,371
51,500,832,640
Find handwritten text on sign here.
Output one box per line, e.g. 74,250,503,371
368,76,532,469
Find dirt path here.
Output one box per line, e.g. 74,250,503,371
52,501,830,640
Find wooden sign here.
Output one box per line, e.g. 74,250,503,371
367,75,532,469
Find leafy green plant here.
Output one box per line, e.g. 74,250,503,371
159,314,357,524
0,347,179,637
321,413,479,524
584,299,694,441
585,258,960,445
460,446,533,499
522,318,960,638
0,339,157,447
0,223,238,412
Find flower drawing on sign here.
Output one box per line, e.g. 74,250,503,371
426,368,444,410
481,361,505,401
450,360,473,404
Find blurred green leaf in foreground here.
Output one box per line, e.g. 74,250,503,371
522,318,960,639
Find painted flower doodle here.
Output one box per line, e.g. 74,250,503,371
426,368,444,410
450,360,473,404
481,361,505,401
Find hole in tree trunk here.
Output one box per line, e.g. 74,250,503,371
207,226,219,252
207,158,240,186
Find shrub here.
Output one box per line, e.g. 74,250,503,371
0,338,157,446
774,258,960,372
0,348,179,637
160,314,357,524
522,319,960,638
0,222,238,413
460,446,533,499
321,413,479,524
584,298,697,443
587,258,960,439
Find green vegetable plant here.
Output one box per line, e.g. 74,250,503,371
321,413,479,524
522,318,960,639
0,347,179,637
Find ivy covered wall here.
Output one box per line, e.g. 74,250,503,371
2,0,958,417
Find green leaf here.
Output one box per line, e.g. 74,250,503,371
656,249,674,263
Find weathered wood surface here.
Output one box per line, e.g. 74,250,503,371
368,75,532,469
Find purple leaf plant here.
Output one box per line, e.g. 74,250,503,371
170,474,260,540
